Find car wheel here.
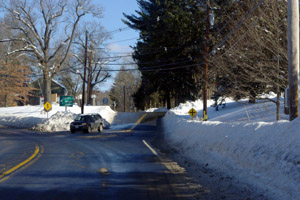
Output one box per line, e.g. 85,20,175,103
98,124,103,133
71,129,75,133
86,125,92,133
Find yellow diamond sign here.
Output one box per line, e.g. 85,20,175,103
188,108,197,118
44,102,52,112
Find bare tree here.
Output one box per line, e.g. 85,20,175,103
211,0,288,120
109,65,141,112
0,18,33,107
68,24,112,105
0,0,102,103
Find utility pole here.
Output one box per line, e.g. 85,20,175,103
203,0,210,121
81,31,88,114
87,36,93,106
288,0,299,121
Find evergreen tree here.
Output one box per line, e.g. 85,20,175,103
123,0,206,109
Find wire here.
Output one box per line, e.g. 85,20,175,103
210,0,266,62
106,27,131,34
209,0,263,56
213,0,251,36
102,37,139,46
29,1,265,76
100,0,265,72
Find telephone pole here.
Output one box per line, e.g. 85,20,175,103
81,31,88,114
87,36,93,106
203,0,210,121
288,0,299,121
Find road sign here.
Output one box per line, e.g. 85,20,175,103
60,96,74,107
44,102,52,112
188,108,197,118
102,98,108,105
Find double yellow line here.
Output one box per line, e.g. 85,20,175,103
79,113,148,137
0,145,41,183
122,113,147,133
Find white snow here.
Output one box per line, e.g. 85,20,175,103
0,96,299,199
162,97,298,200
0,104,116,132
146,107,168,112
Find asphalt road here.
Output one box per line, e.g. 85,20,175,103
0,112,201,200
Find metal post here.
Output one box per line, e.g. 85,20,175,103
81,31,88,114
203,0,210,121
288,0,299,121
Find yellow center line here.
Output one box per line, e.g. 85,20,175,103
0,145,40,182
123,113,147,132
79,113,148,136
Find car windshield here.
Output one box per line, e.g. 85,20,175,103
75,116,89,121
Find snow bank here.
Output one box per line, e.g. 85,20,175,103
162,99,299,200
146,107,168,112
0,105,116,132
32,112,77,132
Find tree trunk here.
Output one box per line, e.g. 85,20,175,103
249,90,256,104
276,92,280,121
87,84,95,105
174,91,179,107
4,93,8,107
166,92,171,109
43,72,52,103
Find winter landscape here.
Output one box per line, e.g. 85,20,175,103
0,0,299,199
0,94,299,200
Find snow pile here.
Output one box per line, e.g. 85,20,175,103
32,112,77,132
0,105,116,132
162,98,299,200
146,107,168,112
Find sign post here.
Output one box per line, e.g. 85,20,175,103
59,96,74,112
44,102,52,118
188,108,197,119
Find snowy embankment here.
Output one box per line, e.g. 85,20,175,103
0,96,299,199
162,98,300,200
0,105,116,132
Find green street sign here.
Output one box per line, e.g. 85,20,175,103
60,96,74,107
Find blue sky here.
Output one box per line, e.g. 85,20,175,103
100,0,139,53
0,0,140,92
97,0,140,91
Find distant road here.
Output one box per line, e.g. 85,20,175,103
0,112,201,200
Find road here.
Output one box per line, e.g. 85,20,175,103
0,112,201,200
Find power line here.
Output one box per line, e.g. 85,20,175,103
209,0,267,64
213,0,252,36
209,0,263,56
107,27,131,34
102,37,139,46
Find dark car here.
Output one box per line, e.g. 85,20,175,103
70,114,104,133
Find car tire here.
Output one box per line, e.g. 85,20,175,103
86,125,92,133
98,124,103,133
71,129,75,133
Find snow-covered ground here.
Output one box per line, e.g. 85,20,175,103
0,95,298,199
0,104,116,132
163,97,299,200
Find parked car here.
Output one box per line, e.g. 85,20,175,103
70,114,104,133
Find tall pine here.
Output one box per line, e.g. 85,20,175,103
123,0,206,109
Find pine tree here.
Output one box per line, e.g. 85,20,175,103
123,0,206,109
